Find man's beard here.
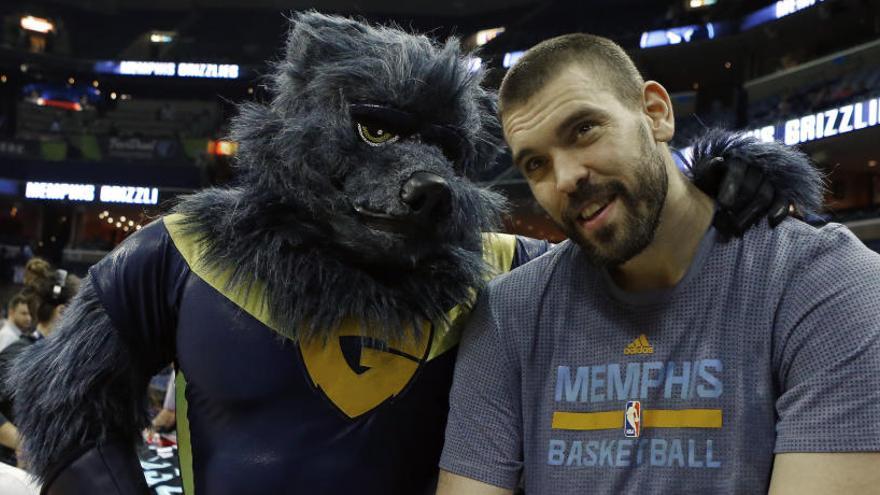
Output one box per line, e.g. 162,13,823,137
559,131,668,267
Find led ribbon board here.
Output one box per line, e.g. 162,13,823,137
639,23,717,49
744,95,880,145
742,0,825,30
25,182,94,201
94,61,240,79
25,182,159,204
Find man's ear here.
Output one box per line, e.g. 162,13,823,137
642,80,675,143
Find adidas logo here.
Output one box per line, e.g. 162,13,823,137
624,334,654,355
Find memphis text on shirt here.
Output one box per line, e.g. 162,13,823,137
548,359,724,469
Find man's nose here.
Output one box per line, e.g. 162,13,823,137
553,153,590,195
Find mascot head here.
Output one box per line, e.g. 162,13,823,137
175,12,506,341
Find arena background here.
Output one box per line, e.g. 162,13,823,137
0,0,878,492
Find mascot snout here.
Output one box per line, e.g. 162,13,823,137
401,172,452,222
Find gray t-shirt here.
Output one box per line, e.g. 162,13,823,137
440,219,880,494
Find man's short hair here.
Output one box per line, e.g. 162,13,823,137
7,292,28,312
499,33,645,116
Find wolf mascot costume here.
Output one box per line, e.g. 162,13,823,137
9,12,820,495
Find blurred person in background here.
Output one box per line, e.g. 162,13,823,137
151,371,176,434
0,294,32,353
21,259,52,325
0,269,76,468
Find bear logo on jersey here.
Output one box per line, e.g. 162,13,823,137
300,321,433,418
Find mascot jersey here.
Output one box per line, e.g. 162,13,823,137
87,213,551,495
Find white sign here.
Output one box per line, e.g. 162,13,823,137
119,61,176,77
110,61,239,79
176,63,239,79
776,0,822,18
25,182,95,201
742,95,880,146
25,182,159,204
100,185,159,205
782,98,879,145
742,125,778,143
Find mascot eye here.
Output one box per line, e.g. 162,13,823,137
357,122,400,146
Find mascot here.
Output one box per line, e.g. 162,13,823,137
8,12,818,495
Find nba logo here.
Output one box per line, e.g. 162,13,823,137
624,401,641,438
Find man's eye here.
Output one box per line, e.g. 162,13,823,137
576,123,594,137
357,122,400,146
525,157,546,173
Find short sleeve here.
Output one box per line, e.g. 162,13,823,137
87,218,189,375
439,290,523,489
773,226,880,452
512,236,553,269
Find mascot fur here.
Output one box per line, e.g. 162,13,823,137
8,12,822,495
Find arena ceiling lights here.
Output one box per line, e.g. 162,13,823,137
20,15,55,34
474,27,505,47
687,0,718,9
149,31,175,44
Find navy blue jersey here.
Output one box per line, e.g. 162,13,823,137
87,214,551,494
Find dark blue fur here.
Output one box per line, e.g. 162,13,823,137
8,278,147,481
687,128,825,215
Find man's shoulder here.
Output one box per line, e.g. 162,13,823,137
766,219,878,267
0,327,16,352
734,218,876,268
738,219,880,300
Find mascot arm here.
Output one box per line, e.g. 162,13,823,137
9,220,185,494
688,130,825,236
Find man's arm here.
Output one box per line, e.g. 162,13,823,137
438,290,524,491
437,470,513,495
771,227,880,492
768,453,880,494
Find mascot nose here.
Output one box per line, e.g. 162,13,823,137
400,172,452,221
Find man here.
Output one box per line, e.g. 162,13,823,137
0,294,32,354
0,294,31,466
437,33,880,494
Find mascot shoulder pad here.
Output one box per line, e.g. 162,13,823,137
480,233,517,278
163,213,275,330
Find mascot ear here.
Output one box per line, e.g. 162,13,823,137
472,90,505,174
280,11,369,89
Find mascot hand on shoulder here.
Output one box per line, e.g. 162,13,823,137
8,11,820,495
